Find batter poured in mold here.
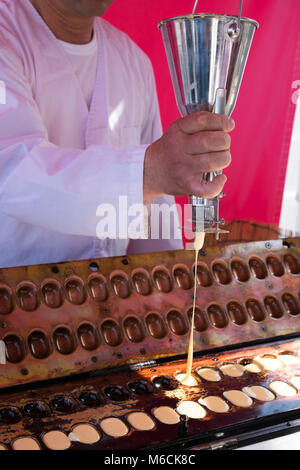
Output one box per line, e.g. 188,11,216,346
42,430,71,450
196,367,221,382
152,406,180,425
70,424,101,444
12,437,41,450
243,386,275,402
220,363,244,377
223,390,253,408
269,381,297,397
100,417,128,437
199,396,229,413
254,355,282,371
177,232,205,386
176,400,206,419
127,412,155,431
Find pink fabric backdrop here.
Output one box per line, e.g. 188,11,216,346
105,0,300,231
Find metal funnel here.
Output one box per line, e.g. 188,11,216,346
158,14,259,117
158,14,259,237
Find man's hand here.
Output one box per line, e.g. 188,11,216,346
143,111,235,201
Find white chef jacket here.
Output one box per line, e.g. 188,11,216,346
0,0,183,268
58,33,98,110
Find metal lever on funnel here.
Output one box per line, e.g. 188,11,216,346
190,88,229,239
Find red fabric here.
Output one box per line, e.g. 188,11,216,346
105,0,300,233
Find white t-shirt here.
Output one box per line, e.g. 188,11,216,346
58,33,98,109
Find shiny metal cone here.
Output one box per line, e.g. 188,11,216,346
158,14,258,237
158,14,259,117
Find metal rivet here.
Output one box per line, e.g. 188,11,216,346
89,262,99,272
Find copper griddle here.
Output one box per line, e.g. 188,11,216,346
1,236,300,450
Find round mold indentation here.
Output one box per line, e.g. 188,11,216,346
16,282,38,312
212,261,232,285
127,380,154,396
266,255,285,277
152,406,180,425
199,396,229,413
77,323,99,351
123,316,144,343
230,258,250,282
12,436,41,451
42,430,71,451
248,257,268,280
196,367,221,382
78,391,102,408
0,285,13,315
152,268,172,293
145,313,167,339
23,401,51,418
223,390,253,408
51,395,77,413
219,363,244,378
278,351,300,366
152,375,178,391
289,376,300,389
131,270,151,296
284,254,300,275
207,304,228,329
282,293,300,316
175,372,198,386
28,330,51,359
227,301,248,326
70,424,101,445
41,279,62,309
100,319,122,347
195,262,213,287
173,265,192,290
187,306,208,332
53,326,76,355
269,380,298,397
254,354,282,371
64,277,86,305
104,385,129,402
238,358,263,374
264,296,284,319
246,299,266,322
176,400,206,419
242,386,275,402
166,310,188,336
110,272,130,299
3,334,26,363
100,417,129,437
87,274,108,302
0,407,22,425
126,412,155,431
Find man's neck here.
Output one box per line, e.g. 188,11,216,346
29,0,94,44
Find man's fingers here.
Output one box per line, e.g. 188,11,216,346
188,151,232,173
178,111,235,134
184,131,231,155
189,174,227,199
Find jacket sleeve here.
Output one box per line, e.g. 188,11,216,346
0,33,147,238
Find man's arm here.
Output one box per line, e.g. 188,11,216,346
128,60,183,254
0,35,233,244
0,36,147,238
